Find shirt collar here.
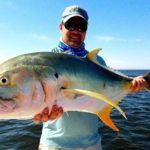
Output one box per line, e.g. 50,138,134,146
58,39,88,57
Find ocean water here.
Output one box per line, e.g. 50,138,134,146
0,70,149,150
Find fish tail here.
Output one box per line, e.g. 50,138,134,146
144,72,150,92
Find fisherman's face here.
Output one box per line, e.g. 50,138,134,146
60,17,87,48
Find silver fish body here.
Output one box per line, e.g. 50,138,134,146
0,50,149,131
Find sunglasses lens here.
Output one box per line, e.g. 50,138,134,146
64,22,87,32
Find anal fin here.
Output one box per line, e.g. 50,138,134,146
97,105,119,131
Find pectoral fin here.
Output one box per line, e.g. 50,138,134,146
62,89,126,119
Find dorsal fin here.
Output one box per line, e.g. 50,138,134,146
86,48,102,65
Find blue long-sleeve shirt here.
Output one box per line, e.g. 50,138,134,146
40,41,106,148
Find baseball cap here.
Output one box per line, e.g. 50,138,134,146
62,5,89,23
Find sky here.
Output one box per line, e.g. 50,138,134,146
0,0,150,69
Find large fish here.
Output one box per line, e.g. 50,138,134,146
0,49,149,131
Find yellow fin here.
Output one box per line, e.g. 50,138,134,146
97,105,119,131
62,89,127,119
86,48,102,65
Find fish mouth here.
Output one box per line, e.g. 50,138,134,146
0,97,16,112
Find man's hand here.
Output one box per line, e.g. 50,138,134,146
130,76,147,93
33,104,63,123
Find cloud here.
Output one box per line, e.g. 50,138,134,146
28,33,53,44
105,58,148,69
95,35,127,42
135,38,143,42
95,35,143,43
1,0,16,10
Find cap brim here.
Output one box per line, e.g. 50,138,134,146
62,14,87,23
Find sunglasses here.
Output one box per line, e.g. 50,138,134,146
63,21,87,32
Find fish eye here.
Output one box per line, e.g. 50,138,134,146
0,76,9,85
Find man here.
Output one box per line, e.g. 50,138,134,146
38,5,146,150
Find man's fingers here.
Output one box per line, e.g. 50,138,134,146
49,106,63,120
57,107,64,118
33,113,41,124
130,76,146,93
42,107,49,114
49,106,59,120
32,105,64,123
41,107,50,122
33,107,50,123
